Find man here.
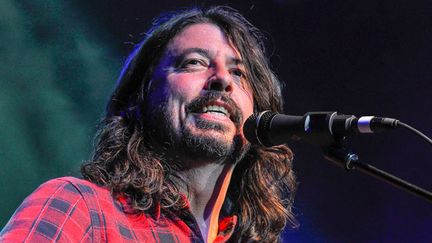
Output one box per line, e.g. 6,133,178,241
1,6,296,242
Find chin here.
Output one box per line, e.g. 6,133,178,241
189,116,232,136
184,129,233,158
178,122,249,165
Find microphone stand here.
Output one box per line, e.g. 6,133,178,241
322,141,432,203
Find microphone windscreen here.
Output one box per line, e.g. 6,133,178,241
243,111,277,146
243,113,259,144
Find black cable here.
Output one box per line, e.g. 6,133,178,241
397,121,432,146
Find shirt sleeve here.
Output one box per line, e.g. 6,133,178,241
0,178,93,242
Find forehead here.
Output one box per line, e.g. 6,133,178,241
166,23,241,59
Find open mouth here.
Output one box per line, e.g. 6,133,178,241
200,103,231,118
186,92,242,126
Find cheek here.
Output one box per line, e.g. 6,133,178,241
166,74,205,104
166,74,205,118
241,101,254,123
236,88,254,121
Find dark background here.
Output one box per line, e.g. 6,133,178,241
1,0,431,242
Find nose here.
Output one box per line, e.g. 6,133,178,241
205,66,233,93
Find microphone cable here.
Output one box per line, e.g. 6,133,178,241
397,121,432,146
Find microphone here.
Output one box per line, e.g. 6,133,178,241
243,111,399,147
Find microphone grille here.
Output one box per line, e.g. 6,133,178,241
244,113,259,144
244,111,276,146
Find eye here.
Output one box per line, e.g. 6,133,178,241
231,68,245,78
184,59,200,66
179,58,208,69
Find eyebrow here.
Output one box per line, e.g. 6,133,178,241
173,47,244,67
229,58,244,66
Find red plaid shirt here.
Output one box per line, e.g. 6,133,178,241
0,177,237,242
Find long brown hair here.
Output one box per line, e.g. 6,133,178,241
81,6,297,242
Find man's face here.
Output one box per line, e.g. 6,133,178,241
146,23,254,164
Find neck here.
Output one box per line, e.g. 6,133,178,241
176,161,235,243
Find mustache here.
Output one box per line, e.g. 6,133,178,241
185,92,243,126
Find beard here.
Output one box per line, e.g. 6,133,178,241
181,118,240,162
143,92,250,168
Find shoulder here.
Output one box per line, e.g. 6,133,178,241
10,176,107,211
30,176,113,205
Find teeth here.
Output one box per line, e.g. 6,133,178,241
202,105,230,117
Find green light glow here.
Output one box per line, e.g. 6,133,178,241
0,0,118,226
